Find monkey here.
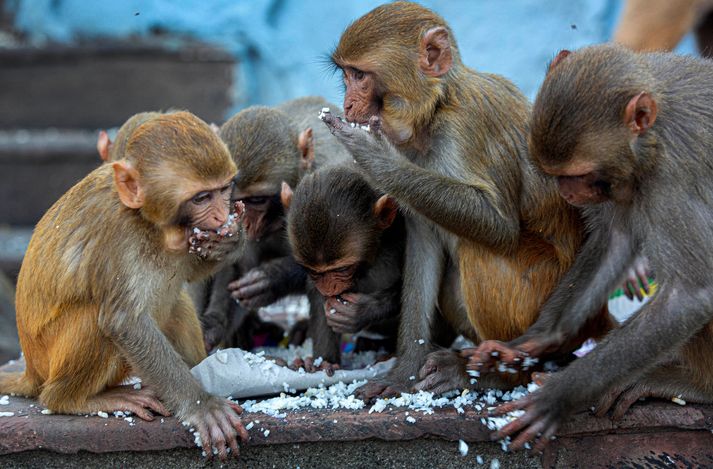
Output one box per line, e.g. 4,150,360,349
487,44,713,451
192,96,352,352
0,111,249,460
280,165,414,371
320,2,613,398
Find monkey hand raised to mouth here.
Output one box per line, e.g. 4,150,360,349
189,201,245,261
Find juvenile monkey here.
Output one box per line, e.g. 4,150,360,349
1,112,248,460
282,165,413,370
491,45,713,450
321,2,612,397
193,97,351,351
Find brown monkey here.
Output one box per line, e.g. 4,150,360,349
1,112,248,460
282,165,425,371
193,96,351,352
97,111,164,162
491,44,713,451
321,2,613,398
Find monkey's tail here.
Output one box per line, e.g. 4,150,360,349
0,371,39,397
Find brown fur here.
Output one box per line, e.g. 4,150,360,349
2,111,246,458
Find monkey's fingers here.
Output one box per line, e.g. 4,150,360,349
339,292,363,304
593,386,626,418
132,391,171,417
232,279,270,301
355,380,389,401
367,115,383,135
303,356,316,372
530,371,552,386
636,266,651,295
193,420,213,461
227,400,244,415
205,412,229,461
320,111,346,132
290,357,306,371
318,361,340,377
490,395,533,417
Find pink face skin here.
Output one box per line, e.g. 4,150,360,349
342,67,381,125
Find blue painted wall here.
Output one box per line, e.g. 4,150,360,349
5,0,697,117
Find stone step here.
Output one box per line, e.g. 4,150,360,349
0,40,234,129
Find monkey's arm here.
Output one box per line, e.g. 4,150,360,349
228,256,307,309
357,218,445,399
99,303,248,455
201,265,236,352
322,113,519,250
494,284,713,450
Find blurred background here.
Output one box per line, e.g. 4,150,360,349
0,0,705,361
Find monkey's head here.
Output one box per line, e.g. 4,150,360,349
530,45,658,207
282,166,398,297
97,111,164,163
111,111,238,251
332,2,460,145
220,107,314,241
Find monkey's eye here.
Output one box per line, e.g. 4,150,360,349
191,192,212,205
353,69,365,81
243,196,269,205
332,265,352,273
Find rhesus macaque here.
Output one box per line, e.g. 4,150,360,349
282,165,415,371
489,44,713,450
0,112,248,460
191,96,351,352
97,111,163,163
321,2,613,398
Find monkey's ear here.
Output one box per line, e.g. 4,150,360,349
298,128,315,171
548,50,571,73
280,182,294,209
112,161,144,209
97,130,111,162
624,92,657,136
374,195,398,229
419,27,453,77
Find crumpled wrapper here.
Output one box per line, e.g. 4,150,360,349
191,348,395,399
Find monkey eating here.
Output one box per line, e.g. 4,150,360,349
1,111,248,460
489,44,713,451
189,96,351,353
321,2,613,398
282,165,424,372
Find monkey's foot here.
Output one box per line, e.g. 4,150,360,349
593,378,713,420
414,350,470,394
94,385,171,422
462,341,533,374
289,356,340,377
355,378,409,401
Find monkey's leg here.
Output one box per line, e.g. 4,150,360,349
39,305,169,420
162,290,208,367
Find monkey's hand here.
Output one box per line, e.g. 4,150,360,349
464,335,561,375
323,293,372,334
201,310,228,353
489,377,573,452
189,201,245,262
621,256,652,301
289,356,341,377
228,268,276,309
181,396,248,461
414,349,470,394
320,111,398,171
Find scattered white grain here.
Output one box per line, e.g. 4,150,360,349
329,308,336,314
313,356,324,368
0,412,14,417
97,411,109,419
672,396,687,406
458,439,468,456
409,376,416,381
406,416,416,424
245,421,255,430
476,455,484,465
418,339,425,345
41,409,53,415
133,383,141,390
490,459,500,469
263,429,270,437
0,395,9,405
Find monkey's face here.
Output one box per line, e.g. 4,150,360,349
177,180,235,231
305,263,360,297
234,186,284,241
342,66,381,125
